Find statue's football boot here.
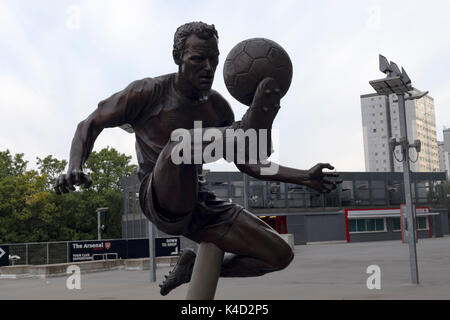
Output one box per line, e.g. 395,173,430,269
159,248,196,296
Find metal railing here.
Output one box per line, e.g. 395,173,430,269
6,241,70,266
3,239,125,266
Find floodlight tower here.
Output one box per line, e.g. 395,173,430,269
369,55,428,285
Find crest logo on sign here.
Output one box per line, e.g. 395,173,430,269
105,242,111,250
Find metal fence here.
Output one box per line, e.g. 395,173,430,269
6,241,70,266
5,239,131,266
3,237,188,266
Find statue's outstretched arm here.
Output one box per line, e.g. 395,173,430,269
236,162,341,194
54,79,152,194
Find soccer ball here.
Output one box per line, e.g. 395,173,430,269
223,38,293,106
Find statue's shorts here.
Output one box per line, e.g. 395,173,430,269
139,172,244,244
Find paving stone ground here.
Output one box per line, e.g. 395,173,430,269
1,237,450,300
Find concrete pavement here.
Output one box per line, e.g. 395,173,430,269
1,237,450,300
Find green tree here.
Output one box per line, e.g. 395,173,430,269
0,150,28,179
96,189,123,239
0,150,12,178
84,146,137,192
81,147,136,239
36,155,67,190
48,189,123,241
0,147,134,243
50,191,98,240
0,170,57,243
47,147,135,240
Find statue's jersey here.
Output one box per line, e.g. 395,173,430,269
98,73,234,181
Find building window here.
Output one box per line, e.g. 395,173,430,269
392,218,401,231
349,218,386,233
417,216,428,230
373,129,376,133
392,217,428,231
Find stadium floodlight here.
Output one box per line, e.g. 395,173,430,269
369,54,423,285
389,61,402,77
370,55,414,96
379,55,392,74
401,67,412,87
369,76,411,95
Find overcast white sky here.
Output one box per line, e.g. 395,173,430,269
1,0,450,173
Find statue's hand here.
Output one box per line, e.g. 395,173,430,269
54,169,92,195
301,163,342,194
241,77,281,131
251,77,281,112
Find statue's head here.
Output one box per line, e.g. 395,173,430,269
173,22,218,65
173,22,219,92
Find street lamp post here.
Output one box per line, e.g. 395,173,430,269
369,55,428,285
96,207,109,241
148,221,156,282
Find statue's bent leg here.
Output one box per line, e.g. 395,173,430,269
152,139,200,215
216,210,294,277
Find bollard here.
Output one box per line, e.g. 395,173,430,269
186,242,224,300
